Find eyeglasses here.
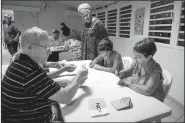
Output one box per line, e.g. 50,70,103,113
31,43,50,51
80,12,90,18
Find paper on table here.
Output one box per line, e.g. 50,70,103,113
88,98,109,118
111,97,132,111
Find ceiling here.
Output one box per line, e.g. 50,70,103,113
2,1,116,12
56,1,115,10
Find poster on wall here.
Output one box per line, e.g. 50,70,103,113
134,8,145,35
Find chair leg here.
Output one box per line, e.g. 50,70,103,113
51,101,64,122
151,118,161,123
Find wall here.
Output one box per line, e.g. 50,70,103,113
38,2,84,36
108,1,184,105
2,1,84,36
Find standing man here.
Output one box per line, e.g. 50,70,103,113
4,14,21,56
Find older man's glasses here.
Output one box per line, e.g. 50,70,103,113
31,43,50,51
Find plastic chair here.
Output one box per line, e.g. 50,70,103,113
122,57,133,69
162,69,173,99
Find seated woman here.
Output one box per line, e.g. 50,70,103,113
89,38,123,73
117,38,165,102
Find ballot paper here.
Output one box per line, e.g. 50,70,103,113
88,98,109,118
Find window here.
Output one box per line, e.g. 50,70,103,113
148,0,174,44
119,5,132,38
92,13,96,17
97,12,105,25
107,9,117,36
177,1,184,47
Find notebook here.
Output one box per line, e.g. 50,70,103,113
88,98,109,118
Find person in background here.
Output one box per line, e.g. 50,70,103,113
49,29,62,47
78,3,108,60
48,29,64,62
60,22,70,45
4,14,21,56
70,29,81,41
117,38,165,102
89,38,123,74
3,14,15,25
1,26,88,123
63,29,82,61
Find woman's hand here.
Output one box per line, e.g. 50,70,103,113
115,70,119,76
14,37,19,42
89,61,95,68
117,79,130,86
64,45,69,51
92,64,100,70
118,70,125,79
54,62,63,69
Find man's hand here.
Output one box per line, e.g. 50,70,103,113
55,62,63,69
58,60,74,67
49,62,62,69
77,68,88,85
64,64,77,72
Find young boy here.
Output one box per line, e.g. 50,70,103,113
89,38,123,73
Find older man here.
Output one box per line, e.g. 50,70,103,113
1,27,88,123
4,14,21,56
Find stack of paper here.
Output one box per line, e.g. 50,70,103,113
88,98,109,118
111,97,132,111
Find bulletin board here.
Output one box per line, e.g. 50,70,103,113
134,8,145,35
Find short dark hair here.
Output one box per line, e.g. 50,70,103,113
133,38,157,57
52,29,60,34
60,22,66,26
98,38,113,52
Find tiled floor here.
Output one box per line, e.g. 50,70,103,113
162,97,184,122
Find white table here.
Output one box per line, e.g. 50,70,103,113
52,60,172,122
1,64,9,78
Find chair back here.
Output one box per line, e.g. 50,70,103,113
122,57,133,69
162,69,173,98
